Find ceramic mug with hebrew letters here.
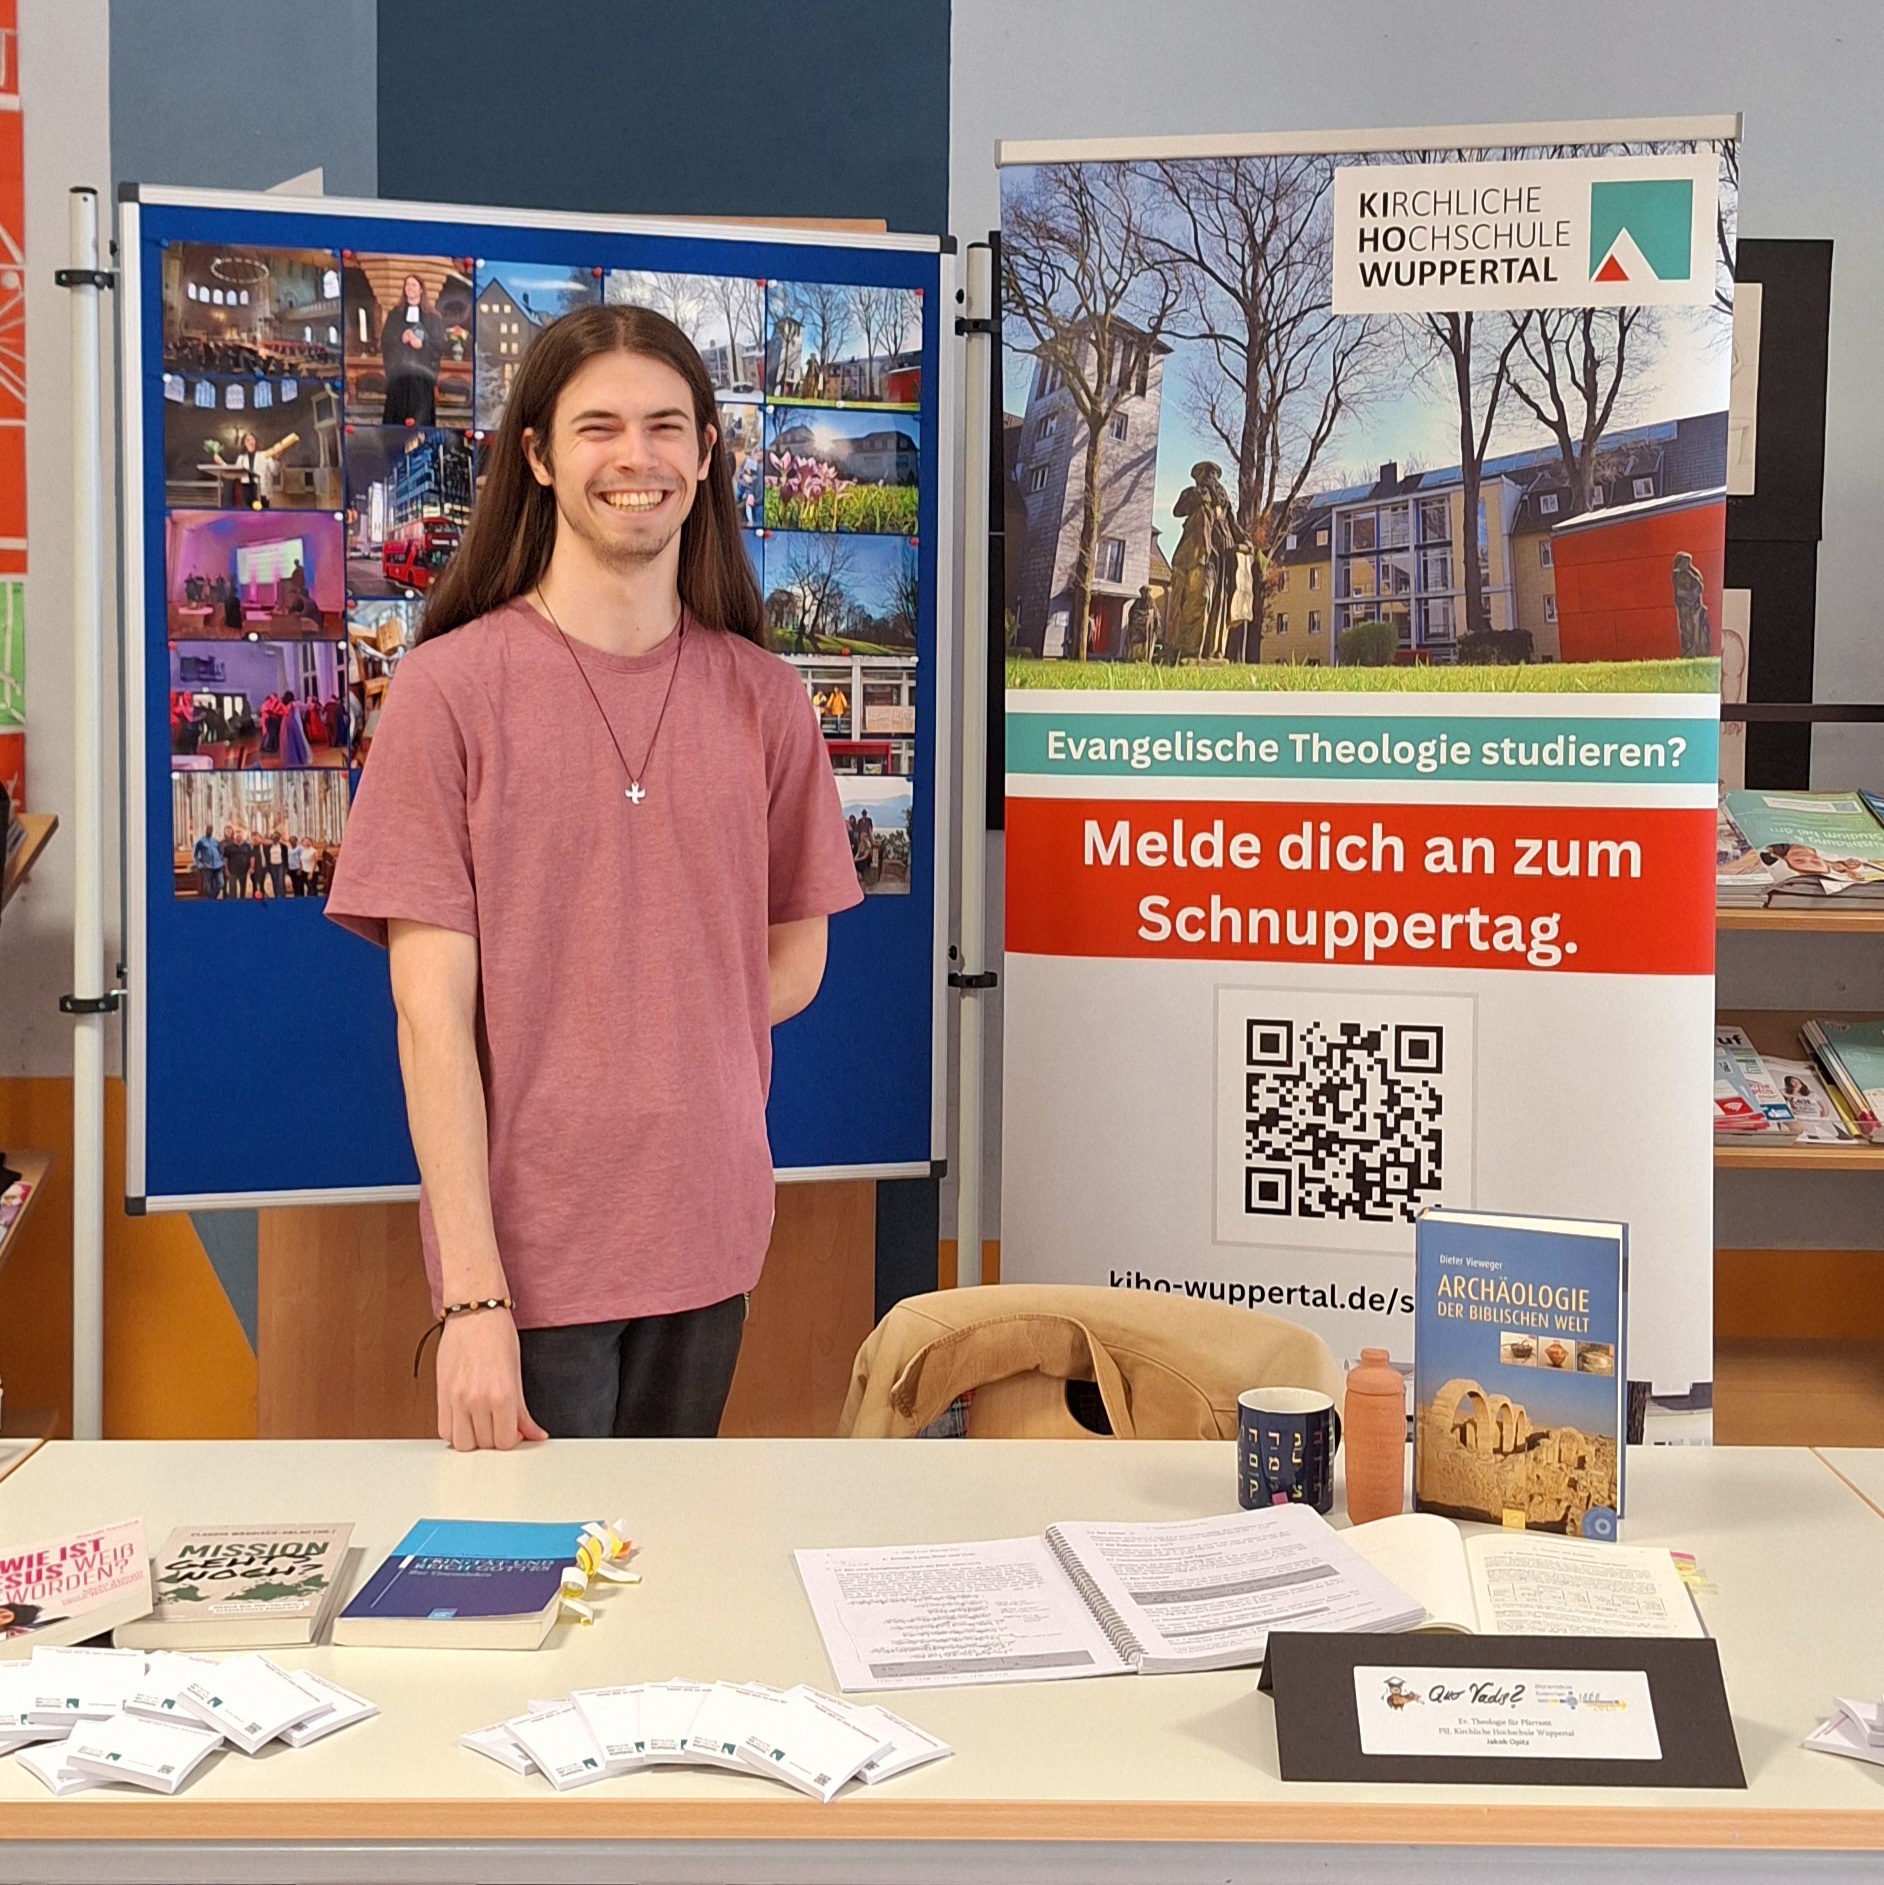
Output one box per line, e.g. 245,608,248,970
1237,1387,1339,1514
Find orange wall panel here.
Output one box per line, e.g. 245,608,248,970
1552,499,1725,664
0,1077,256,1436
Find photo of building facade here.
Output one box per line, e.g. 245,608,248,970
1258,411,1728,666
1007,317,1168,659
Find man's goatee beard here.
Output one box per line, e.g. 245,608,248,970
557,492,682,570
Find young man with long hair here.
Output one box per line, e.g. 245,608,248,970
327,306,860,1448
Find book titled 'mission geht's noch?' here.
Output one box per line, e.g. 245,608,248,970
114,1523,353,1651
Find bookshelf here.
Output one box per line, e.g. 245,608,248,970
1,811,56,914
1717,907,1884,934
0,1147,52,1275
1714,1009,1884,1170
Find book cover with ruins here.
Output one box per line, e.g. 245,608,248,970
1413,1208,1627,1536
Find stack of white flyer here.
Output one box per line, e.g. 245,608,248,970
460,1677,951,1802
1805,1697,1884,1767
1,1644,378,1796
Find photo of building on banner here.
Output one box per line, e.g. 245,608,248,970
997,126,1733,1408
1001,145,1732,678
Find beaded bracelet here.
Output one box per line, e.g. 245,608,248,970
411,1295,516,1377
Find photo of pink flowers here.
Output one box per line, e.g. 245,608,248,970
764,406,919,534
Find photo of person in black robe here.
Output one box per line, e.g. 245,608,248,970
381,273,445,426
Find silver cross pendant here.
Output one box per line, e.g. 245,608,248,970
625,781,646,804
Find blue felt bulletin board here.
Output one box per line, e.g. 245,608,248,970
121,186,951,1208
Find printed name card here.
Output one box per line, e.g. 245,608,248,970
1353,1664,1661,1761
1263,1632,1744,1787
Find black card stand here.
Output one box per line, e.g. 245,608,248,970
1261,1631,1746,1788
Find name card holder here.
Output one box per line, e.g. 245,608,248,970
1260,1631,1745,1788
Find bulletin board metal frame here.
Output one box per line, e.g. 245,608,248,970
119,183,953,1211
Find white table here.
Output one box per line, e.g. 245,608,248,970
0,1440,1881,1883
1819,1447,1884,1521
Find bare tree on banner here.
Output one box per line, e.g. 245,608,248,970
1002,163,1180,662
1419,304,1530,644
1136,154,1385,663
1505,304,1661,518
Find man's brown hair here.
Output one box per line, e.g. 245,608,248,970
420,303,765,646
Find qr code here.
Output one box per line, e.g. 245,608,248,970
1215,989,1475,1252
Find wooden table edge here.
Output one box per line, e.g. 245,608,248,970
1,1797,1880,1848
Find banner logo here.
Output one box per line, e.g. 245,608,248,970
1332,153,1718,313
1589,178,1695,284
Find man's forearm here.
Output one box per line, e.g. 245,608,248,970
397,1007,508,1298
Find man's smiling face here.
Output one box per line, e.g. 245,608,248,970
523,350,716,573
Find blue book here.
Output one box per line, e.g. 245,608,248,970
1413,1209,1628,1537
331,1520,588,1649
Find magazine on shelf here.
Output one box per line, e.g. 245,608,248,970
1715,794,1773,907
1764,1056,1861,1143
1804,1018,1884,1140
1725,790,1884,903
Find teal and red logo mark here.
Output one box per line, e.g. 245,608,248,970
1590,178,1694,284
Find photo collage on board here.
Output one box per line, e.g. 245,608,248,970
751,276,923,895
162,242,923,901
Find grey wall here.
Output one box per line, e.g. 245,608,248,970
109,0,377,197
948,0,1884,1245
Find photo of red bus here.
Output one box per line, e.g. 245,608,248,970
380,516,459,591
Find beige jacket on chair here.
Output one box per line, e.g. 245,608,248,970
838,1284,1343,1439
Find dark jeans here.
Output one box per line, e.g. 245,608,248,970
517,1294,747,1438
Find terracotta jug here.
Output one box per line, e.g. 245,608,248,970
1343,1348,1406,1525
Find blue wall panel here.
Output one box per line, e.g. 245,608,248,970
376,0,951,235
133,197,944,1202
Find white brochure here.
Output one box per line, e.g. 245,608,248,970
177,1652,325,1753
1353,1664,1662,1760
66,1709,224,1794
126,1652,222,1722
638,1679,712,1762
27,1645,147,1724
1803,1700,1884,1768
570,1685,646,1771
280,1671,377,1747
504,1702,610,1791
739,1687,893,1802
0,1659,59,1747
459,1719,534,1774
16,1737,102,1795
792,1687,951,1782
685,1681,792,1770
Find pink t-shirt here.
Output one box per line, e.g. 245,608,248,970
326,597,862,1326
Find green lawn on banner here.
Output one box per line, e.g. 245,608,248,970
1005,658,1721,695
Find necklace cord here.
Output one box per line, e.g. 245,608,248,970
536,589,686,794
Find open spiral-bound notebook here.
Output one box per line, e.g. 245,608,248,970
794,1505,1422,1692
794,1506,1703,1692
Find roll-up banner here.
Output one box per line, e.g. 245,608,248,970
997,118,1735,1398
